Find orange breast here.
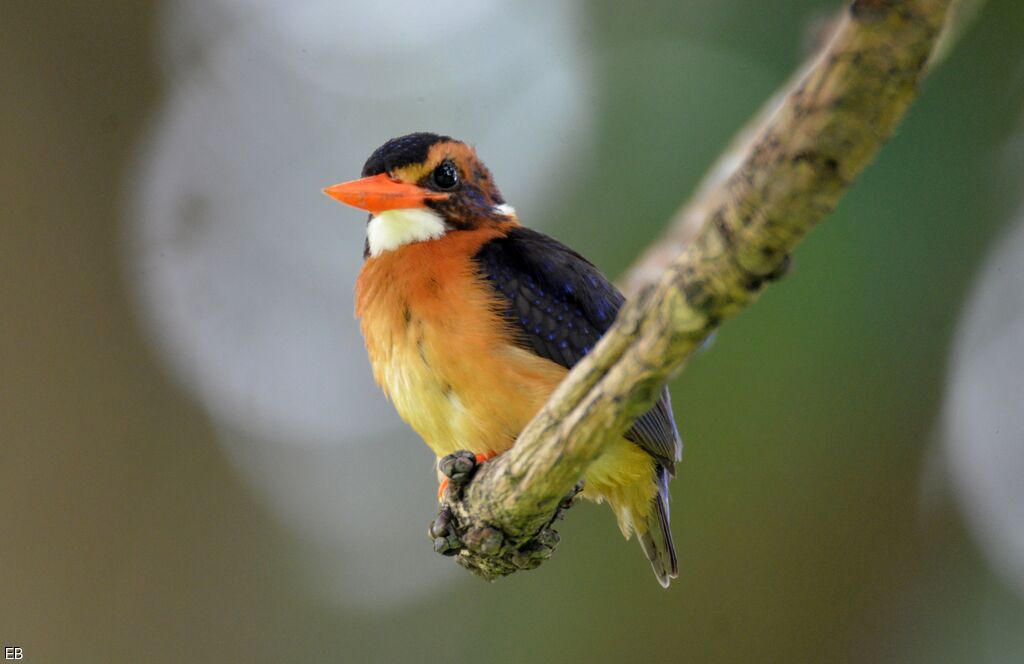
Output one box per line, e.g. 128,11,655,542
355,229,567,458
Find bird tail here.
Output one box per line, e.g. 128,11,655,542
638,464,678,588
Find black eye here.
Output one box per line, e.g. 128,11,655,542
430,161,459,190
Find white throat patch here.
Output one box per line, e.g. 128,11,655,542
366,208,447,257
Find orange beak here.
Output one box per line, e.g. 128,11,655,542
322,173,448,215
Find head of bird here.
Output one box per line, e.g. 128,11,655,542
323,132,516,258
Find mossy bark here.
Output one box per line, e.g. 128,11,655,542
443,0,952,579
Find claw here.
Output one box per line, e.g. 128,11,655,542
436,450,499,500
463,526,505,555
429,507,453,538
430,452,576,580
432,534,462,556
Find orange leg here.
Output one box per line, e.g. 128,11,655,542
438,451,498,500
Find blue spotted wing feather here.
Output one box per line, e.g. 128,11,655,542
473,226,682,470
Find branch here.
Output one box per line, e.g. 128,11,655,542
621,0,979,297
438,0,952,579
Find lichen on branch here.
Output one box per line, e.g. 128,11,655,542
440,0,954,578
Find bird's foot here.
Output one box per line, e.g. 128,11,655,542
429,453,583,580
436,450,495,501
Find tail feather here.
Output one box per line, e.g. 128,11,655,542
638,465,678,588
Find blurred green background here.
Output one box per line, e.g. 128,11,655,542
3,1,1023,662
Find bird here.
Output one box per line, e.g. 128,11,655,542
323,132,682,586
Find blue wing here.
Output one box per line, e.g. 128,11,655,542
473,226,682,470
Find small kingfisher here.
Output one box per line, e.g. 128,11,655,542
324,133,682,586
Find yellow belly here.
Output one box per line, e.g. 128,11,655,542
379,338,565,458
356,228,564,457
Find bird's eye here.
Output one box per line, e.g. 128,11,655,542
430,161,460,190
